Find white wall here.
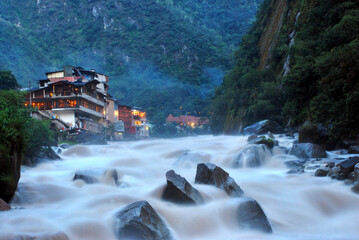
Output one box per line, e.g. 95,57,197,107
54,110,75,128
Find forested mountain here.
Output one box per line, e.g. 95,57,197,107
211,0,359,141
0,0,261,124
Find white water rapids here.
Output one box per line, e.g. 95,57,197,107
1,135,359,240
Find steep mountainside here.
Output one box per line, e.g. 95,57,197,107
0,0,261,124
211,0,359,142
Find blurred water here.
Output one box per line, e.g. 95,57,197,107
1,135,358,240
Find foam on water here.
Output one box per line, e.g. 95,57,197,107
1,135,359,240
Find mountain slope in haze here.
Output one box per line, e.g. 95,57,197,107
0,0,261,125
211,0,359,143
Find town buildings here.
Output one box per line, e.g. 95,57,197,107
26,66,149,138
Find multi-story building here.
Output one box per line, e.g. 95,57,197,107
26,66,109,133
132,108,149,137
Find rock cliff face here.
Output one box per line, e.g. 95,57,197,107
0,141,23,203
211,0,359,143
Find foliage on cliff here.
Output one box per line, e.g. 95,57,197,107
0,71,54,202
211,0,359,141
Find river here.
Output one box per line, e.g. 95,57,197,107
1,135,359,240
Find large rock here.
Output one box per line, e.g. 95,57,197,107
289,143,327,158
0,142,22,203
352,182,359,194
114,201,172,240
12,232,69,240
237,198,272,233
243,120,284,135
23,147,61,166
233,145,268,168
354,163,359,183
73,169,118,185
0,198,10,211
195,163,244,197
337,157,359,179
162,170,204,205
315,167,330,177
298,124,329,146
249,137,276,149
348,145,359,154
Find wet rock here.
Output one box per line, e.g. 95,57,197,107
328,166,347,180
250,137,275,149
243,120,284,135
73,171,99,184
247,134,258,142
60,143,70,149
338,157,359,178
267,131,275,139
289,143,327,158
298,124,329,147
114,200,172,240
348,145,359,154
325,162,335,168
315,167,330,177
284,159,306,169
0,198,10,211
73,169,119,185
344,179,354,185
233,145,268,168
23,147,61,166
237,198,272,233
351,182,359,194
195,163,244,197
13,232,69,240
354,163,359,183
287,168,304,174
162,170,204,205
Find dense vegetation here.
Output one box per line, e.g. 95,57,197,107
0,71,55,201
0,0,261,126
211,0,359,142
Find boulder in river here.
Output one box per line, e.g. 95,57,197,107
352,182,359,194
162,170,204,205
249,137,276,149
315,167,331,177
243,120,284,135
195,163,244,197
237,198,272,233
0,198,10,211
73,169,119,185
354,163,359,183
289,143,327,158
12,232,69,240
337,157,359,179
233,145,269,168
114,200,172,240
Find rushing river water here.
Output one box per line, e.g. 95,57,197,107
1,135,359,240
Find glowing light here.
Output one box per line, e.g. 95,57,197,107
115,110,119,117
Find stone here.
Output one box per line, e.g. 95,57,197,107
338,157,359,178
73,169,119,185
233,145,268,168
195,163,244,197
60,143,70,149
23,147,61,166
250,137,275,149
0,142,22,203
237,198,272,233
162,170,204,205
13,232,69,240
73,171,99,184
298,124,329,147
325,162,335,168
354,163,359,183
348,145,359,154
315,167,330,177
247,134,258,142
351,182,359,194
114,201,172,240
243,120,284,135
267,132,275,139
0,198,10,211
289,143,327,158
287,168,304,174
